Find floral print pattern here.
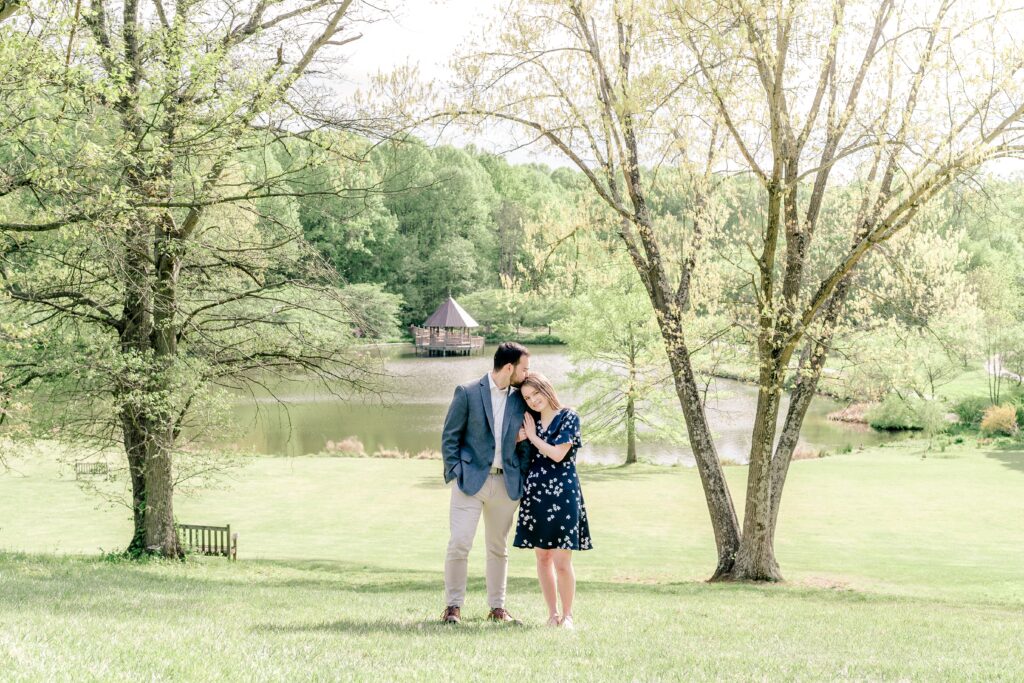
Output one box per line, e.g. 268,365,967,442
513,408,593,551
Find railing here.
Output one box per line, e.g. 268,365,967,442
410,326,485,355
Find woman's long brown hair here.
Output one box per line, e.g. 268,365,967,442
520,371,562,411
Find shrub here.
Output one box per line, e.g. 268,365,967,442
867,395,922,430
1013,400,1024,431
324,437,365,457
980,404,1018,436
952,396,991,428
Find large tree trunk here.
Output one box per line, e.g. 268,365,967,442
769,281,850,529
143,227,183,558
732,359,786,581
769,348,819,528
661,325,741,579
770,348,815,528
111,0,161,556
121,415,149,554
143,429,179,556
732,282,850,579
117,213,154,554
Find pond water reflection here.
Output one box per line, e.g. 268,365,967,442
217,345,898,465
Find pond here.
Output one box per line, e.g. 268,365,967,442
215,345,899,466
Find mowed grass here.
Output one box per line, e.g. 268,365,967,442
2,440,1024,681
938,364,1004,403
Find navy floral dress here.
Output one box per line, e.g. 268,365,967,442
513,408,593,551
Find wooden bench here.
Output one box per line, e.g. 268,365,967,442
74,462,109,479
176,524,238,560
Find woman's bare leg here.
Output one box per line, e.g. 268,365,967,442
534,549,558,619
552,549,575,619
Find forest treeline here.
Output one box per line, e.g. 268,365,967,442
292,138,1024,412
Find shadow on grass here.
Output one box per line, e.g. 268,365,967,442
575,464,675,483
7,553,1018,621
412,476,448,490
0,553,920,611
986,447,1024,474
255,618,539,635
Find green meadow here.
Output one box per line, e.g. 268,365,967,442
2,441,1023,681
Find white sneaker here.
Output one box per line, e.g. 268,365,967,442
545,614,561,627
561,615,574,630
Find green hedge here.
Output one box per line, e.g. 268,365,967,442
867,395,923,430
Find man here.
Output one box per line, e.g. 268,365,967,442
440,341,532,624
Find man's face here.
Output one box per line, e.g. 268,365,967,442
509,355,531,387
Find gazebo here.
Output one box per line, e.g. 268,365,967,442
411,296,485,357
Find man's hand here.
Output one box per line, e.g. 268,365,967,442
441,384,469,483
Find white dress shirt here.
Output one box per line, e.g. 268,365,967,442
487,373,510,469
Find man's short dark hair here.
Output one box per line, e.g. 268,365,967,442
493,341,529,370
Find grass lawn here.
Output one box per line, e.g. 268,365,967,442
2,440,1024,681
937,363,1023,405
938,365,989,403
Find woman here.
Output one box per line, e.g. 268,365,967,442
513,371,592,629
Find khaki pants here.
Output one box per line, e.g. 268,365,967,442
444,473,519,609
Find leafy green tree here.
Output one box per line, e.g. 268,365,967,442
338,284,403,340
1,0,390,556
378,144,499,323
476,152,567,279
458,288,521,338
959,183,1024,399
520,296,571,338
293,140,582,330
296,142,401,287
838,211,982,401
446,0,1024,581
557,253,670,464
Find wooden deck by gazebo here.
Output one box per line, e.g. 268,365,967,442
411,296,485,357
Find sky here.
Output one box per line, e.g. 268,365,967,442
333,0,562,165
341,1,498,82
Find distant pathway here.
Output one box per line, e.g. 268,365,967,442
986,354,1024,383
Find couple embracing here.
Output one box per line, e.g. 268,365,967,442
440,342,592,628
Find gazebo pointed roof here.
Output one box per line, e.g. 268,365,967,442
423,296,479,328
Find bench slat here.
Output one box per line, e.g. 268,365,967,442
176,523,236,560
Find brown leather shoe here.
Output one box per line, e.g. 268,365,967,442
487,607,522,625
441,606,461,624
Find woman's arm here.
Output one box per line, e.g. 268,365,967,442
531,439,573,463
523,413,573,463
